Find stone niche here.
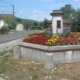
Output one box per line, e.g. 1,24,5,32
50,10,64,34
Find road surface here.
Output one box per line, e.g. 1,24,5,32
0,30,40,43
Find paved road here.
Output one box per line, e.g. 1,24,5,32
0,30,40,43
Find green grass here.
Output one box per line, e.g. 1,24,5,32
0,49,13,56
30,74,38,79
0,55,9,67
0,50,8,56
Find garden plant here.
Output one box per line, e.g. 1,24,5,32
23,32,80,46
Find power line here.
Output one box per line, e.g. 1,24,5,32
14,7,27,18
0,0,26,19
0,0,12,6
0,5,11,7
0,0,15,16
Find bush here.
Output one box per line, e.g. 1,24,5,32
0,26,9,34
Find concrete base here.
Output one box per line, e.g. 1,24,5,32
14,42,80,69
14,46,21,59
45,53,54,69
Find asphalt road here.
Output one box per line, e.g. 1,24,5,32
0,30,40,43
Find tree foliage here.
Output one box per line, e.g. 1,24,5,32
60,4,80,32
40,19,50,29
4,17,17,30
15,17,21,22
60,4,76,19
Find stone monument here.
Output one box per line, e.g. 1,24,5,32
50,10,64,34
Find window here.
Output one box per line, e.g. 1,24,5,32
57,20,61,28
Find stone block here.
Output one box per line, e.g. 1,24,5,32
45,53,54,69
14,46,21,59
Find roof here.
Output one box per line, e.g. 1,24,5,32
63,19,71,24
50,10,64,16
0,14,14,19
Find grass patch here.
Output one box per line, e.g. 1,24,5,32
0,49,80,80
30,74,38,79
0,50,8,56
0,49,13,56
0,55,9,67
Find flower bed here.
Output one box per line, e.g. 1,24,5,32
23,32,80,46
15,32,80,69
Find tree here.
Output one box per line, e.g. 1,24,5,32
0,26,8,34
60,4,76,19
23,22,29,30
71,9,80,26
76,9,80,26
33,23,38,26
40,19,50,29
4,17,17,30
15,17,21,22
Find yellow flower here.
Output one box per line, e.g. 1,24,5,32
78,37,80,41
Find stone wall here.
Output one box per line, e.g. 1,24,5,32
18,42,80,64
13,42,80,69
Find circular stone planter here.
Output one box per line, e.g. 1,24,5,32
14,42,80,69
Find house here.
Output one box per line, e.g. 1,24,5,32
63,19,71,27
0,14,14,29
16,23,24,31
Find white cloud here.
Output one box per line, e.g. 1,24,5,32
41,0,52,2
33,10,44,14
31,10,51,21
74,0,79,2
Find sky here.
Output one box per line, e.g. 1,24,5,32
0,0,80,21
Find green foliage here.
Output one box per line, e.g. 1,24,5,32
71,26,80,32
0,26,8,34
60,4,80,29
22,22,29,30
0,50,8,56
4,17,17,30
44,32,52,37
0,55,9,68
0,49,13,56
40,19,50,29
15,17,21,22
30,74,38,79
76,9,80,26
60,32,70,37
33,22,38,26
60,4,76,19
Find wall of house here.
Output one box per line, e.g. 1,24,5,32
0,19,4,29
52,15,63,34
16,23,24,31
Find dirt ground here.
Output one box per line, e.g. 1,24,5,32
0,50,80,80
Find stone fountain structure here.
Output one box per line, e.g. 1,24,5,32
50,10,64,34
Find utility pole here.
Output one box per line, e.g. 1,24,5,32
12,5,14,16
